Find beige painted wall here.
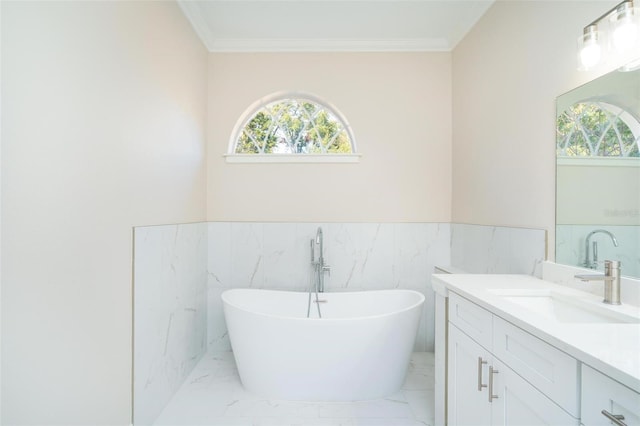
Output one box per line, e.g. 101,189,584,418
451,0,622,259
1,2,207,424
207,52,452,222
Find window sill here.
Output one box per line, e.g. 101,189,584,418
557,157,640,167
224,154,361,164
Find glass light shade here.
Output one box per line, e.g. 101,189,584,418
578,27,603,69
610,6,640,52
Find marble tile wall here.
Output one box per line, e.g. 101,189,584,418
556,224,639,279
207,222,452,353
133,223,208,426
133,221,548,423
450,223,546,277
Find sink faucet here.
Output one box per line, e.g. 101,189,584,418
575,260,622,305
310,227,330,292
584,229,619,269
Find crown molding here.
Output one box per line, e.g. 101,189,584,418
207,38,450,52
177,0,451,52
177,1,217,51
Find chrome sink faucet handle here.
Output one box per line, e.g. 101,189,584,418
575,260,622,305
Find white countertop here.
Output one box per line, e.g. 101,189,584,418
432,273,640,393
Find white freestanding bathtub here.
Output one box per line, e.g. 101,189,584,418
221,288,425,401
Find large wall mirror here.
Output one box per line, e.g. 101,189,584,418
556,62,640,279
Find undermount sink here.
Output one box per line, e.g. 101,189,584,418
487,289,640,324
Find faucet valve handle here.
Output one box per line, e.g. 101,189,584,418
604,259,621,269
322,265,331,276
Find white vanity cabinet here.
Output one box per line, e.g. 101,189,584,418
581,365,640,426
447,292,580,426
448,324,492,425
434,273,640,426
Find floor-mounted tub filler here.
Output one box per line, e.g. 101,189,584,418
221,288,425,401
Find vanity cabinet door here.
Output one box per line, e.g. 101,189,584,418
582,365,640,426
448,324,492,426
448,325,579,426
490,358,579,426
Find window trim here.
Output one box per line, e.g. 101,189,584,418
557,156,640,167
224,153,362,163
226,91,358,162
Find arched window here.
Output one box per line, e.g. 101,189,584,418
557,101,640,157
227,93,358,163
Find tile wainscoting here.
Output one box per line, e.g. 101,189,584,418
133,223,208,425
132,221,546,425
207,222,451,353
450,223,546,277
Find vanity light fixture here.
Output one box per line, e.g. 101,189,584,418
579,24,602,69
578,0,640,70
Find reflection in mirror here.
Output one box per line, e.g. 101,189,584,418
556,62,640,279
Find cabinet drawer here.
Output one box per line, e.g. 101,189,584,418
492,316,579,417
582,365,640,426
449,292,493,350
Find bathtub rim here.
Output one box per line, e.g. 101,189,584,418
221,288,425,322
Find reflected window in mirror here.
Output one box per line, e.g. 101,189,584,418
555,65,640,280
557,102,639,158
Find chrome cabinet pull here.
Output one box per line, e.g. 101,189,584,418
488,366,499,402
601,409,627,426
477,357,487,391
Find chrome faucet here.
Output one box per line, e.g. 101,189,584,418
575,260,622,305
310,227,330,292
584,229,619,269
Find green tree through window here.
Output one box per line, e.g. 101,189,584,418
557,102,640,157
234,97,354,155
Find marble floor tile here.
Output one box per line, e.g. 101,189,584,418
153,352,435,426
402,352,435,392
317,393,411,419
352,419,431,426
224,400,321,418
404,390,435,424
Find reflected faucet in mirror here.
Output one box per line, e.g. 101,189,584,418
584,229,619,269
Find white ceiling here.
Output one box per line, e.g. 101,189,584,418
177,0,495,52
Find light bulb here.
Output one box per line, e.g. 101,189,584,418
581,42,602,68
578,26,602,69
611,10,639,52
